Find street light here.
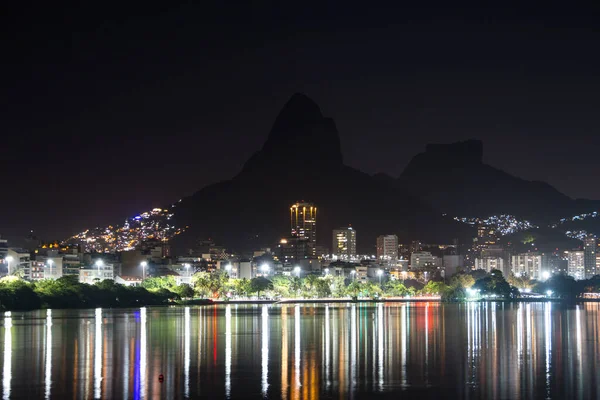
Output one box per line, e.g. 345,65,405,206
294,266,301,277
546,290,553,297
377,269,383,285
261,264,269,276
350,270,356,281
542,271,550,281
185,263,190,278
324,268,329,275
5,256,13,275
140,261,148,280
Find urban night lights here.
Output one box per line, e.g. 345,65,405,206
454,215,537,236
64,206,185,253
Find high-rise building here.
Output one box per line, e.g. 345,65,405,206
377,235,398,264
409,240,421,254
584,235,598,278
290,202,317,255
542,252,567,275
567,250,585,280
475,257,506,274
332,227,357,259
511,253,542,280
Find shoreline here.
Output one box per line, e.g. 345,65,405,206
209,297,580,304
4,297,597,313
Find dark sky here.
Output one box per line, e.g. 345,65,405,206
2,2,600,243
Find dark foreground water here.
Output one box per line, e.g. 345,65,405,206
1,302,599,399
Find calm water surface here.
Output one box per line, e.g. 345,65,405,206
1,302,599,399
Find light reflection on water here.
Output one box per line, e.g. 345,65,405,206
1,302,600,399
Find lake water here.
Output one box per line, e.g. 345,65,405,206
1,302,599,399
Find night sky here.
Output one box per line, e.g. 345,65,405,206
2,2,600,244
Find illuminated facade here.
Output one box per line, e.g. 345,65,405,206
290,202,317,256
376,235,398,265
511,253,542,280
332,227,357,258
567,250,585,280
583,235,598,278
475,257,506,274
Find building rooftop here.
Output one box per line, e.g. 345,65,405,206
117,275,142,281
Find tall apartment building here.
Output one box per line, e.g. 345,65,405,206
376,235,398,265
475,257,506,274
511,253,542,280
332,227,357,259
584,235,598,278
567,250,585,280
290,202,317,256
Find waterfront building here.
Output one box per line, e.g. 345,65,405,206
511,253,542,280
410,251,440,269
567,250,585,280
79,263,115,284
475,257,506,274
115,275,143,287
332,227,357,259
584,235,598,278
376,235,398,265
6,248,32,279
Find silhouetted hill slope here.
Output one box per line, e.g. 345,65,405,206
172,94,468,253
398,140,600,223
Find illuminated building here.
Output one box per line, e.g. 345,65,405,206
276,237,312,267
79,263,115,284
5,248,31,279
511,253,542,280
114,275,143,287
542,252,567,275
290,202,317,255
410,251,440,269
376,235,398,265
567,250,585,280
332,227,357,259
583,235,598,278
475,257,506,274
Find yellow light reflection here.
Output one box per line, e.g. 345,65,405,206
324,305,330,390
45,309,52,400
281,307,288,399
350,304,357,389
3,313,12,400
225,304,232,397
544,302,551,396
261,305,269,397
184,307,190,398
140,307,147,396
378,303,384,391
94,308,102,399
294,305,301,391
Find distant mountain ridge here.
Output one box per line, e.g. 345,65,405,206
398,139,600,223
67,95,600,253
171,94,468,253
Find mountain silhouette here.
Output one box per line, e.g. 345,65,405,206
172,94,467,253
398,139,600,223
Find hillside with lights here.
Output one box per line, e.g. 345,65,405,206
63,206,186,253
